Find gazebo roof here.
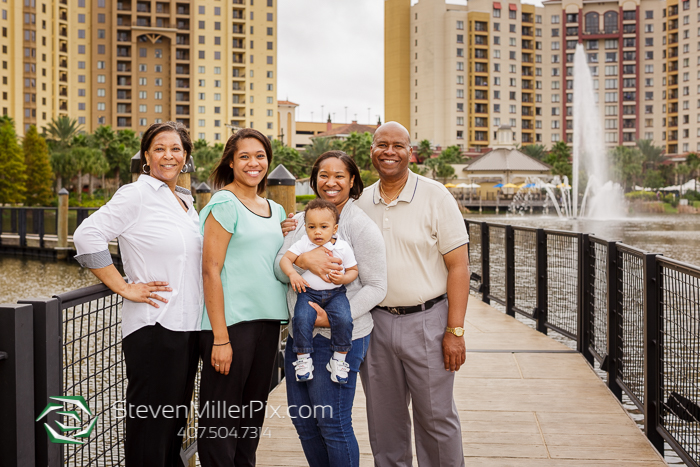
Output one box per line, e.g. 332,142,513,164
464,148,551,173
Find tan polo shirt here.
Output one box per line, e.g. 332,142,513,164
356,170,469,307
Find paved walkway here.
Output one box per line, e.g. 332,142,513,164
257,298,668,466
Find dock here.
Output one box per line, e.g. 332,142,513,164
257,298,668,466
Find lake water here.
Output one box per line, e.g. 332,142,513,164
0,255,99,304
468,213,700,268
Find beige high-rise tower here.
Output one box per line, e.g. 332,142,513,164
0,0,277,141
388,0,695,155
384,0,411,129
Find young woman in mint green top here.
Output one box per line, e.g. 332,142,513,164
198,128,289,467
199,190,287,329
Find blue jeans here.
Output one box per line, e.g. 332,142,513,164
285,334,370,467
293,285,353,353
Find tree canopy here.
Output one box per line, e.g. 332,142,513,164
23,125,54,206
0,117,28,204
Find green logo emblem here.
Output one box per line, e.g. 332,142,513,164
35,396,98,444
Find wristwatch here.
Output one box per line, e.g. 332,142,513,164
445,326,465,337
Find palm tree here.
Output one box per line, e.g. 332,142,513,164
342,132,373,170
636,139,665,171
302,137,342,166
521,144,547,161
92,125,116,195
417,140,432,163
43,116,83,147
686,153,700,192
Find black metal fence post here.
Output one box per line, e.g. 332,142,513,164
643,253,665,455
535,228,548,334
18,208,27,248
505,225,515,317
606,241,622,400
481,223,490,305
578,233,593,364
37,209,45,249
18,298,63,467
0,303,36,467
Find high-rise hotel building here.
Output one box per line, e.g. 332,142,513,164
386,0,695,155
0,0,277,141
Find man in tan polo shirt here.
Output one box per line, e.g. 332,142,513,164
357,121,469,466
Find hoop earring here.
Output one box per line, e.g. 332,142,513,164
142,164,150,174
181,165,187,173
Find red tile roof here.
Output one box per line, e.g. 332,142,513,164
278,100,299,106
313,121,378,138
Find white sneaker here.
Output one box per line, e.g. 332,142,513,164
293,357,314,382
326,358,350,384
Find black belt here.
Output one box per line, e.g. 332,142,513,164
378,294,447,316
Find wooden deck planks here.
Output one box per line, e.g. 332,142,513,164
254,297,668,466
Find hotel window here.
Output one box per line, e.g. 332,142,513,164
457,20,464,29
457,62,464,71
155,105,162,113
456,117,464,125
139,91,147,99
139,118,147,126
97,103,106,111
97,75,106,83
139,105,147,112
97,89,106,97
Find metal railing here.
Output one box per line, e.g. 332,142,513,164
0,284,288,466
0,206,98,248
465,219,700,466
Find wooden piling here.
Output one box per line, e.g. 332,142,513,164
195,182,212,213
266,165,296,216
56,189,69,260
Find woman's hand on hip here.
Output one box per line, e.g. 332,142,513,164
211,342,232,375
281,212,297,237
119,281,171,308
296,248,343,283
308,302,331,328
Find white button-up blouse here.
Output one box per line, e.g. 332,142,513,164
73,175,203,337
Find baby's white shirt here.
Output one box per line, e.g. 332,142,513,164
288,236,357,291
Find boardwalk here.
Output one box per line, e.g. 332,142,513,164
257,298,668,466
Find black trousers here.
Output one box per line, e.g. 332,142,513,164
197,320,280,467
122,323,199,467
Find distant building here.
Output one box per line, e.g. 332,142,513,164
276,101,378,149
385,0,687,155
1,0,278,140
463,126,552,199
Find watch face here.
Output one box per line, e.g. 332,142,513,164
455,327,465,337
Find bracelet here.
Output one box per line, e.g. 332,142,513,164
212,341,230,346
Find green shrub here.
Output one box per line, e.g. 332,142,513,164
296,194,316,205
663,193,679,208
683,189,700,202
625,191,657,201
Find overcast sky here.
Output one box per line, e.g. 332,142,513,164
278,0,384,125
277,0,540,126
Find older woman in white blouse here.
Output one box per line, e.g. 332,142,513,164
73,121,202,467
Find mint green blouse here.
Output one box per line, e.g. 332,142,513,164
200,190,289,329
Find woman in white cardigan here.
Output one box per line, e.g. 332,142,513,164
73,121,202,467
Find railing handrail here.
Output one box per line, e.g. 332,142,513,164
656,255,700,277
54,282,115,309
615,242,650,257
